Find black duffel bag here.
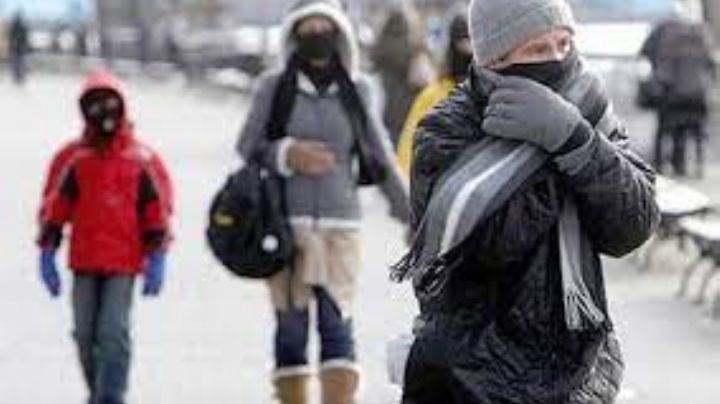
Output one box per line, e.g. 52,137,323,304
206,162,294,279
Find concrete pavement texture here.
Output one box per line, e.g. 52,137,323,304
0,72,718,404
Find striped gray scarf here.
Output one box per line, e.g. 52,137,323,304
394,62,622,331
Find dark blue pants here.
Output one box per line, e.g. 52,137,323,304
72,274,134,404
275,287,355,370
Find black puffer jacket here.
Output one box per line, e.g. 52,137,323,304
402,73,660,404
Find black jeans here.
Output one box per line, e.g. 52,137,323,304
654,109,707,177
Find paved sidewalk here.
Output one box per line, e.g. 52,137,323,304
0,72,718,404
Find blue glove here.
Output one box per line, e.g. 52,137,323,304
142,252,166,297
40,249,61,297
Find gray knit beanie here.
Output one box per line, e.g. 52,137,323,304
469,0,576,67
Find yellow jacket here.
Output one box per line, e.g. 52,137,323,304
397,76,457,177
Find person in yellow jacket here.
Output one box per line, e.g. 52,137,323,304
397,15,473,177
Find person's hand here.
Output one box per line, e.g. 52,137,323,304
40,249,61,298
482,73,584,153
142,252,166,297
287,140,337,177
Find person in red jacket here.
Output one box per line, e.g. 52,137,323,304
36,70,173,404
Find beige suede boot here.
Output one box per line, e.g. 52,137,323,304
275,374,309,404
320,367,359,404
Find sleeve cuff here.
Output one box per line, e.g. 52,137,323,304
38,224,63,249
554,121,595,176
276,137,296,178
142,229,168,253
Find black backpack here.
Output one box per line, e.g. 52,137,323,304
206,162,294,279
206,63,298,279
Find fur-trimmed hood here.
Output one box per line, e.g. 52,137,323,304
280,0,360,76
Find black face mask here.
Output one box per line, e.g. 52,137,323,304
81,91,124,139
296,31,338,62
300,58,337,93
496,49,578,91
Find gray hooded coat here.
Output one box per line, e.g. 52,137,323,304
236,0,410,229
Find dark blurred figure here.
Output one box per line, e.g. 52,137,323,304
137,23,150,64
372,8,436,147
163,18,190,79
75,24,89,57
8,13,30,85
50,25,64,54
165,31,180,66
641,13,716,177
164,30,189,79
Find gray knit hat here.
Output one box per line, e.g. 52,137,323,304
469,0,576,67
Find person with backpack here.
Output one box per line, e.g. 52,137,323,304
36,70,174,404
235,1,410,403
640,10,716,176
393,0,659,402
397,13,473,178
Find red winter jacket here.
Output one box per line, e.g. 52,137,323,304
37,71,174,276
